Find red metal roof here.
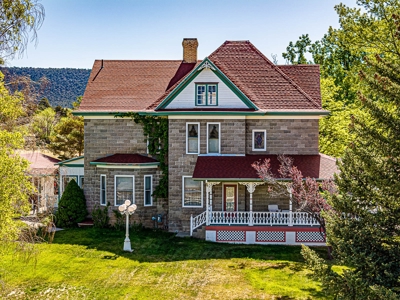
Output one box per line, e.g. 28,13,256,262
192,154,337,180
90,154,158,164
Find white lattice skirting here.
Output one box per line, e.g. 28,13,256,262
206,226,327,245
296,231,325,243
256,231,285,242
216,230,246,242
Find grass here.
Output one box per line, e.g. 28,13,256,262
0,227,331,299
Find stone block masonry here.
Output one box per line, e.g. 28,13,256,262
84,118,164,228
246,119,319,155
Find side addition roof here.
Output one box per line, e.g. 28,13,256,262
19,151,60,175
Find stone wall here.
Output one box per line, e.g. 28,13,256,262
84,118,164,228
246,119,319,155
84,117,319,232
168,118,246,231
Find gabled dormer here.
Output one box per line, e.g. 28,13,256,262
156,57,258,111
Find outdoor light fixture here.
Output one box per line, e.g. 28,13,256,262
118,199,137,252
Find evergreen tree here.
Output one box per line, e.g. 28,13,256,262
55,179,87,228
302,1,400,297
37,97,51,110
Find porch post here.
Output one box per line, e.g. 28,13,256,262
206,182,220,226
287,185,293,227
239,182,264,227
249,185,254,226
206,181,209,225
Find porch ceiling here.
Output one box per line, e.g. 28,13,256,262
192,154,337,180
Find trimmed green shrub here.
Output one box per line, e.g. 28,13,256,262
55,179,87,227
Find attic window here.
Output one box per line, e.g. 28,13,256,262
196,83,218,106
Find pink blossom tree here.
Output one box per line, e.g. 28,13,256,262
252,155,336,241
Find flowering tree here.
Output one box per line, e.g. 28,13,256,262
252,155,336,240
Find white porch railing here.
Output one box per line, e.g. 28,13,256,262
190,211,207,236
190,211,320,235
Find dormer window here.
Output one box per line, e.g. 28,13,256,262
196,83,218,106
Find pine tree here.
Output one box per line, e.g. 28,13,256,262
302,34,400,300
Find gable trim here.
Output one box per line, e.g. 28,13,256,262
155,58,258,111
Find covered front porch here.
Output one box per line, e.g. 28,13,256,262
190,181,323,245
189,155,331,245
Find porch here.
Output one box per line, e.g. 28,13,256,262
190,210,324,246
187,154,331,245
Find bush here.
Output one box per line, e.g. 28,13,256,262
112,209,124,231
92,202,110,228
55,179,87,227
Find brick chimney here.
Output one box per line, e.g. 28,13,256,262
182,38,198,63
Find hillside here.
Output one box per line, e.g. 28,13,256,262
0,67,91,108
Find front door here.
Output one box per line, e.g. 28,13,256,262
224,185,237,211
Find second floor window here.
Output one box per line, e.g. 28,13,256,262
207,123,220,154
186,123,200,154
196,83,218,106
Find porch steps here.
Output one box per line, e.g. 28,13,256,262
192,225,206,239
175,231,190,238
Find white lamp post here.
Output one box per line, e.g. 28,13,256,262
118,199,137,252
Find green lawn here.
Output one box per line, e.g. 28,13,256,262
1,227,331,299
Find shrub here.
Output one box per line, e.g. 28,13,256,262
55,179,87,227
92,202,110,228
112,209,124,231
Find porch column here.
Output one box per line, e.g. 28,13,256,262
206,182,220,225
286,185,293,227
239,182,264,226
205,181,209,225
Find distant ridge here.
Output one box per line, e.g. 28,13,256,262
0,67,91,108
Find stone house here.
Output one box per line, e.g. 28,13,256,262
75,39,337,245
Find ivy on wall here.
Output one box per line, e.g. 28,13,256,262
116,113,168,200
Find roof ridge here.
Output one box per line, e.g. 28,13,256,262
277,64,319,68
245,42,321,109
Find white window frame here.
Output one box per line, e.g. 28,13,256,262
186,122,200,154
114,175,135,206
182,176,203,208
100,175,106,206
79,176,84,188
144,175,153,206
206,122,221,154
252,129,267,151
196,84,206,105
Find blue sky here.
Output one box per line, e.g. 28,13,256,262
9,0,358,69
